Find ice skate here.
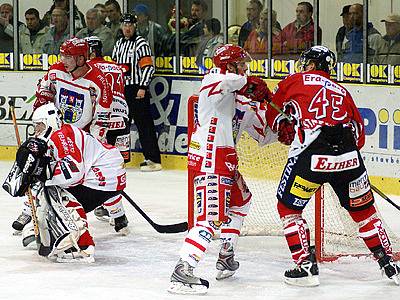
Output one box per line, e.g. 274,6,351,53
167,259,209,295
94,206,110,222
114,214,129,235
54,245,95,263
216,242,239,280
374,249,400,285
140,160,162,172
284,246,319,287
21,224,36,247
12,212,32,234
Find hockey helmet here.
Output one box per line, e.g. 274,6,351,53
60,38,89,60
297,45,336,73
32,103,62,141
85,36,103,56
213,44,251,69
121,13,137,24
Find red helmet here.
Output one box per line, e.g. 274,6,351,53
60,38,89,59
213,44,251,69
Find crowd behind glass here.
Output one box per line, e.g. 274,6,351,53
0,0,399,84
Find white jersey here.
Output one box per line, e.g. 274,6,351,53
188,68,247,176
36,62,112,141
88,57,129,130
234,95,277,146
46,124,126,191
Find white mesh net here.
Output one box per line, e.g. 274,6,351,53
236,132,400,259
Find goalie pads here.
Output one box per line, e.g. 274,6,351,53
237,76,272,103
35,185,91,259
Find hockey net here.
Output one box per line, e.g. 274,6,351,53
187,95,400,262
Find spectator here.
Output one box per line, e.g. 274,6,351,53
180,0,208,57
279,2,322,60
134,3,167,57
112,14,161,172
167,5,189,34
336,5,352,61
195,18,224,69
228,25,241,44
94,3,108,25
0,3,24,53
105,0,122,41
76,8,114,56
244,9,282,59
20,8,50,54
373,14,400,65
341,3,380,63
43,0,86,33
238,0,263,47
42,8,71,55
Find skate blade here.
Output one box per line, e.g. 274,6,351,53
22,235,36,247
392,274,400,285
95,216,110,222
13,230,22,236
167,281,208,295
284,275,320,287
216,269,236,280
55,255,95,264
116,227,130,236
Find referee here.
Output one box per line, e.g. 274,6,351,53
112,13,161,172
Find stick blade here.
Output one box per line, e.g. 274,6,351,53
154,221,188,233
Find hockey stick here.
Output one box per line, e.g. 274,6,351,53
121,191,188,233
9,100,41,240
371,184,400,211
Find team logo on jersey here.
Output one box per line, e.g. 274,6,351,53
290,176,320,199
311,151,360,172
59,88,85,123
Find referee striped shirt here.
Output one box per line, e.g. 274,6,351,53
112,35,155,87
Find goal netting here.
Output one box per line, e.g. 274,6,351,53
187,95,400,261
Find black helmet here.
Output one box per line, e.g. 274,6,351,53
121,13,137,24
297,46,336,73
85,36,103,57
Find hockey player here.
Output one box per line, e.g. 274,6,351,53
85,35,131,221
12,38,128,233
267,45,400,286
4,103,127,262
168,44,272,294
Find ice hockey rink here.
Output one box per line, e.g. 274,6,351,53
0,160,399,300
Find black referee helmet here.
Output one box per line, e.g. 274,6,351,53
121,13,137,24
85,36,103,57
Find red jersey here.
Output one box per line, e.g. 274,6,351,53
267,70,365,158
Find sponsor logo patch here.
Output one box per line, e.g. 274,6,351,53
189,140,200,150
349,171,370,198
290,176,320,199
311,151,360,172
349,190,374,208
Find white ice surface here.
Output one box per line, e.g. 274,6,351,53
0,161,399,300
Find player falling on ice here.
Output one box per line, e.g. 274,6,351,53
266,45,400,286
3,103,127,262
168,44,273,295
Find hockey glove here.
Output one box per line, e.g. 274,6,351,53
16,138,50,182
238,76,272,103
277,119,295,146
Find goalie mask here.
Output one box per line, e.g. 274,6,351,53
297,45,336,73
32,103,62,141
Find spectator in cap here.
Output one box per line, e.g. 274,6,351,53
336,5,352,61
342,3,381,63
134,3,167,57
373,14,400,65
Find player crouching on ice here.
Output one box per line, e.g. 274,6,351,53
168,44,274,295
3,103,127,263
267,45,400,286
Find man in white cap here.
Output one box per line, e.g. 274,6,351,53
373,14,400,65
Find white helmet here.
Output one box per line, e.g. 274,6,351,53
32,103,62,141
